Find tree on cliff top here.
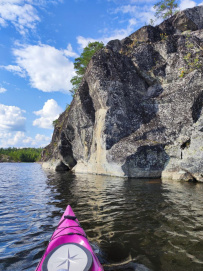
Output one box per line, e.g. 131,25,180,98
154,0,178,19
70,41,104,94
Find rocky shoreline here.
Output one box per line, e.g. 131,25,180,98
0,155,15,163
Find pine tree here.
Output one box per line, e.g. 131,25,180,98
154,0,178,19
70,41,104,94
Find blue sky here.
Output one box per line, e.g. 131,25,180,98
0,0,202,148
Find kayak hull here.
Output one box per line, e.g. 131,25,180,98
35,205,103,271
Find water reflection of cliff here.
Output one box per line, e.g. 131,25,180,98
45,170,203,271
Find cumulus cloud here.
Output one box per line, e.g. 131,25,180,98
63,44,79,58
33,99,63,129
21,133,51,146
0,0,63,35
0,87,7,93
179,0,197,10
0,103,26,131
3,44,76,93
0,0,40,35
77,36,99,50
6,131,25,146
0,131,51,147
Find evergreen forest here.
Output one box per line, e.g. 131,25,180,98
0,148,43,162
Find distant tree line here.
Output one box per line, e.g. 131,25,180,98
0,148,43,162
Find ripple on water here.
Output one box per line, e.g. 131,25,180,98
0,164,203,270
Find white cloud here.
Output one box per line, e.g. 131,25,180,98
33,99,63,129
77,2,162,49
77,19,137,49
0,17,6,26
0,131,51,147
104,23,136,40
7,131,25,146
0,104,26,131
35,133,50,143
0,87,7,93
63,44,79,58
115,4,136,14
0,132,12,139
129,18,137,26
0,64,25,77
0,0,40,35
108,0,200,36
5,43,76,93
77,36,98,50
0,0,63,35
179,0,197,10
114,3,157,24
0,0,23,3
21,133,51,146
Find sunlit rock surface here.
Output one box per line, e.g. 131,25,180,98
41,6,203,182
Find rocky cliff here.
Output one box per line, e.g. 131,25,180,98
41,6,203,182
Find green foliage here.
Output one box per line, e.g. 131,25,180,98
183,52,192,62
52,118,63,131
52,119,58,127
154,0,178,19
179,68,186,78
66,103,70,112
179,35,203,78
129,39,139,48
160,33,168,40
179,54,202,78
0,148,43,162
186,42,194,49
70,41,104,94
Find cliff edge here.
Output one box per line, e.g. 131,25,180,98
41,6,203,182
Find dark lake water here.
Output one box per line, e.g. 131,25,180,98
0,163,203,271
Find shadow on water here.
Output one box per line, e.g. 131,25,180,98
45,170,203,271
1,164,203,271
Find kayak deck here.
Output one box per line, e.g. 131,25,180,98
36,205,103,271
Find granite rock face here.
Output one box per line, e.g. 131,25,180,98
42,6,203,182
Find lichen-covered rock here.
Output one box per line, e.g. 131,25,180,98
158,5,203,34
41,6,203,182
